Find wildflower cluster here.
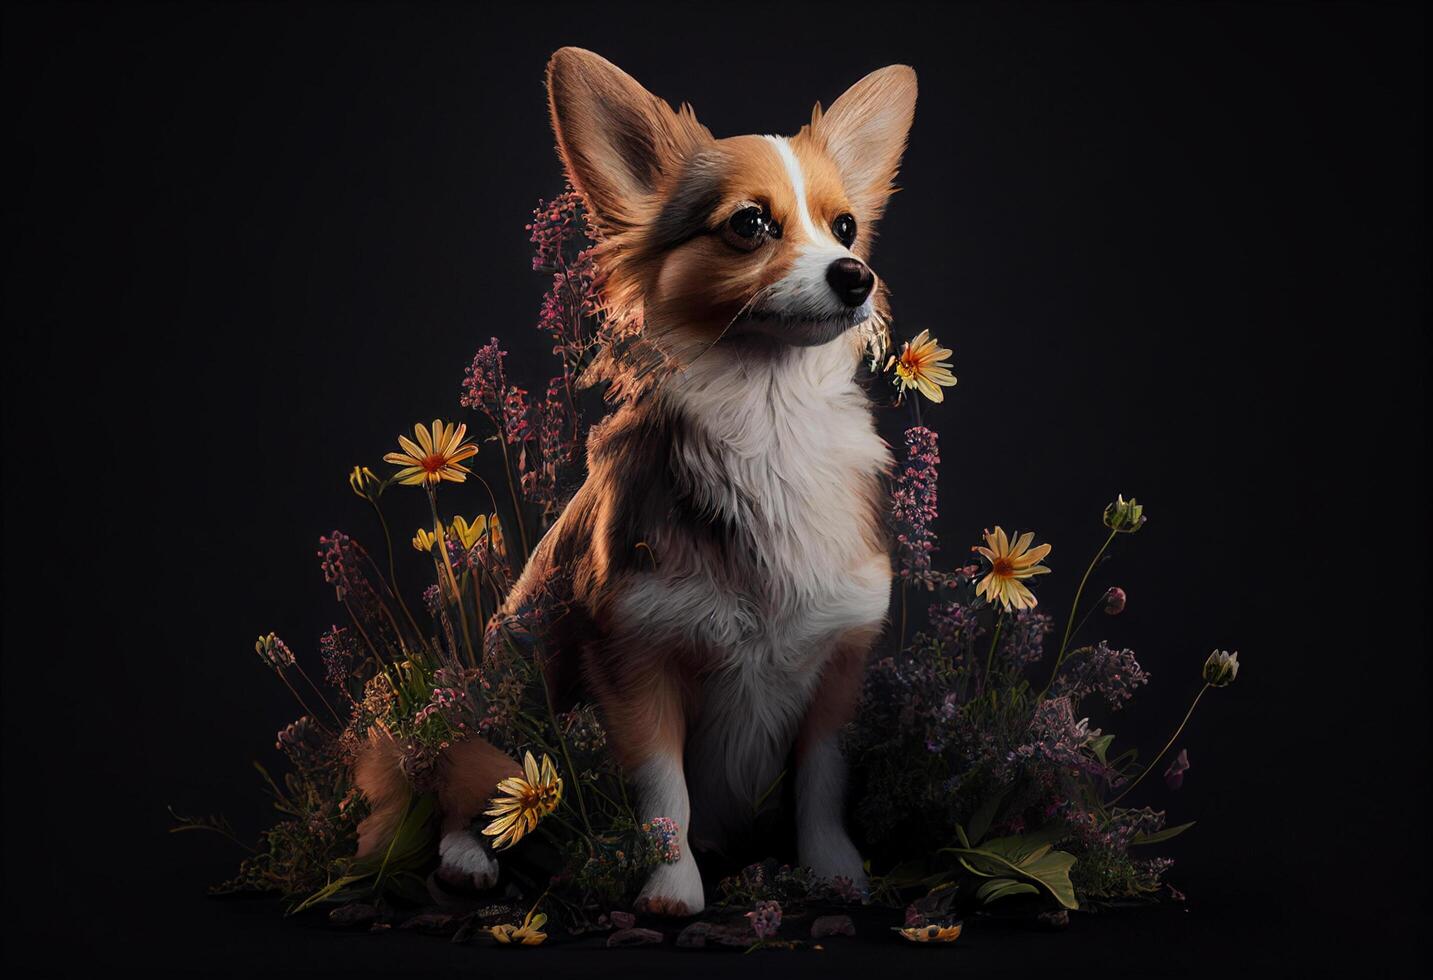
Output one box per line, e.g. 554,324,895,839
892,426,940,586
180,189,1239,949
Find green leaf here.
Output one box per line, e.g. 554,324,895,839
1130,821,1196,846
941,826,1080,910
966,785,1010,845
976,877,1039,904
292,874,367,913
1090,733,1115,764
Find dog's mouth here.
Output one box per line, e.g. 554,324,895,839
731,304,872,347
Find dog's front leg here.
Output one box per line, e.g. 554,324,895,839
794,627,878,891
591,655,704,915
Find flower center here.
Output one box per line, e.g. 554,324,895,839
991,556,1015,578
420,453,446,472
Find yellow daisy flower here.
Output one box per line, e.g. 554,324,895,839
890,329,957,403
481,751,562,850
382,419,478,487
895,921,963,944
490,909,548,946
973,526,1052,612
411,527,440,553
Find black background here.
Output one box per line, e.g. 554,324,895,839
2,1,1425,975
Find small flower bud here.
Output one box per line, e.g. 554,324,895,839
1164,748,1190,790
1103,586,1127,615
348,465,382,500
1102,494,1147,533
1202,649,1239,687
255,632,295,671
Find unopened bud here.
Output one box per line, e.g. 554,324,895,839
1103,587,1127,615
1202,649,1239,687
1102,494,1147,533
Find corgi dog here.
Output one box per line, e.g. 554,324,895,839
356,48,917,917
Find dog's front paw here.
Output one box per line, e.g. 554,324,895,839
800,825,869,895
634,854,704,917
437,830,500,890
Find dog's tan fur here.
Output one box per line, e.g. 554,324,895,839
355,48,916,915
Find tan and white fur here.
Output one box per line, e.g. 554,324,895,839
355,48,917,916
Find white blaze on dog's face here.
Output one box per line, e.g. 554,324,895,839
546,49,917,353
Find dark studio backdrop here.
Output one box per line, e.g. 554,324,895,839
2,1,1425,975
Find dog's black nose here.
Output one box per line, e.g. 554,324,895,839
826,258,874,307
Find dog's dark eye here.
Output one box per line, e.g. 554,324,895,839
723,205,780,251
832,213,857,247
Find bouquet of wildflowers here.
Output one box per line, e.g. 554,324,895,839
176,190,1238,945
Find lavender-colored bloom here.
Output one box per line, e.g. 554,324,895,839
318,625,357,691
1164,748,1190,790
1052,641,1150,711
414,685,472,730
999,609,1053,669
1005,695,1108,780
522,377,577,514
317,531,379,611
422,583,441,617
502,386,531,445
892,426,939,586
929,599,983,651
527,189,583,272
1103,586,1127,615
746,900,782,940
460,338,508,414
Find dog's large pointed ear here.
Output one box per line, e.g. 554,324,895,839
814,65,917,219
546,48,709,233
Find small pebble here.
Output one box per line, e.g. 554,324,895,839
608,927,665,947
811,914,856,938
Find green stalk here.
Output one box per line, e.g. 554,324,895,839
364,495,424,645
980,613,1005,696
526,635,594,837
493,432,532,566
293,663,344,727
1107,683,1209,806
274,670,334,736
1044,528,1118,696
424,486,474,667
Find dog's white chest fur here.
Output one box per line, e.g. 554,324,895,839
616,337,892,841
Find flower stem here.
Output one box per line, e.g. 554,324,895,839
364,497,425,647
423,487,468,666
980,614,1004,696
1107,683,1209,806
293,663,344,727
1045,529,1118,696
274,671,334,736
493,432,532,567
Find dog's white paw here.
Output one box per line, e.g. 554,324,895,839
635,853,704,917
800,825,869,894
437,830,499,890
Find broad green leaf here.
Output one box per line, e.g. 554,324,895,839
976,877,1039,904
1130,820,1196,846
943,828,1080,910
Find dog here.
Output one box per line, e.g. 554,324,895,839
356,47,917,917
